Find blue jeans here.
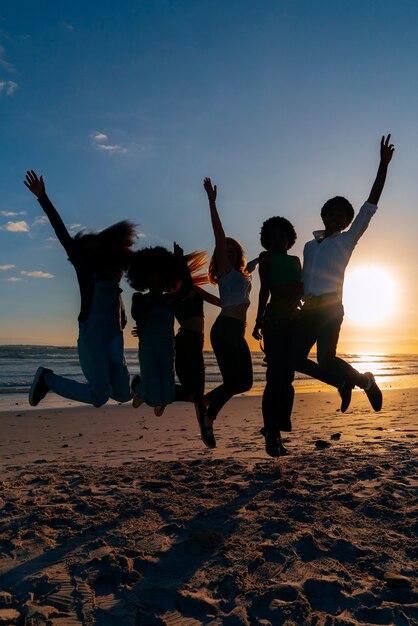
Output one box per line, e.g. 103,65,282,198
134,339,175,407
45,322,131,406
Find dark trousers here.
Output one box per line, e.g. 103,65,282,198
174,327,205,401
262,310,294,433
206,316,253,421
292,299,364,388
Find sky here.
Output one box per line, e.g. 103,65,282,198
1,0,418,352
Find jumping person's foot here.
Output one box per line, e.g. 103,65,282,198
154,404,166,417
131,375,144,408
197,410,216,449
363,372,383,411
29,367,52,406
260,428,288,458
338,380,353,413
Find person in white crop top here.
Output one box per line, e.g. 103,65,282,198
196,177,253,448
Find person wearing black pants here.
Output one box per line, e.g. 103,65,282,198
253,216,302,457
201,177,253,448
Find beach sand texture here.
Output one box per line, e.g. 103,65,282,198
0,388,417,625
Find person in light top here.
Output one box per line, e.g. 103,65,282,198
200,177,253,448
293,134,395,412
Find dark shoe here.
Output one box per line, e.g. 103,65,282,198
338,381,353,413
364,372,383,411
29,367,52,406
130,375,144,408
260,428,288,458
197,410,216,449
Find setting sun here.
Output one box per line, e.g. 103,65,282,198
343,266,398,326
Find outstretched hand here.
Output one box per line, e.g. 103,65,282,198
203,177,217,202
173,241,184,257
24,170,46,198
380,134,395,165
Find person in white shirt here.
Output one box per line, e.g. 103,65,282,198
293,134,395,412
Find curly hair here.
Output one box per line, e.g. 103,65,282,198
73,220,137,279
126,247,180,293
127,247,208,293
260,216,297,251
208,237,247,285
320,196,354,224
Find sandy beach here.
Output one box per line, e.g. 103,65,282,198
0,387,417,625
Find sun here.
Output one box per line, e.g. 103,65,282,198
343,266,398,326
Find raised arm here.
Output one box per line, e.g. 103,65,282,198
367,134,395,205
203,177,231,278
252,252,270,340
24,170,73,256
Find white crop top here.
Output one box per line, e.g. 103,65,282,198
218,268,251,309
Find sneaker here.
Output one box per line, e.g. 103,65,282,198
29,367,52,407
154,404,166,417
338,381,353,413
130,375,144,408
260,428,288,458
364,372,383,411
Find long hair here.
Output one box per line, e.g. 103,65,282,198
73,220,137,280
184,250,208,286
208,236,247,285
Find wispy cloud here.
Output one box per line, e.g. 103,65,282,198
61,22,75,31
91,131,128,154
32,215,49,226
0,210,26,217
4,277,22,282
96,144,128,153
20,270,54,279
0,220,29,232
0,80,18,96
0,264,15,270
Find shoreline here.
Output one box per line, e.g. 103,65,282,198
1,373,418,412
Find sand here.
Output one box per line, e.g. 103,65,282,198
0,388,417,625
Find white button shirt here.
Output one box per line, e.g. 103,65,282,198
302,201,377,298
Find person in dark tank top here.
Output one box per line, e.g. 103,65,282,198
253,216,302,457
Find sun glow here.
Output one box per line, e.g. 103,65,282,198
343,266,398,327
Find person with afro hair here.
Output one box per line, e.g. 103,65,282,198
253,216,302,457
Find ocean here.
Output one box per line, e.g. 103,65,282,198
1,345,417,409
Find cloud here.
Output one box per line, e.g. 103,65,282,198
4,277,22,282
0,264,15,270
96,143,128,154
0,80,18,96
92,132,108,143
32,215,49,226
62,22,75,31
20,270,54,279
0,220,29,232
0,210,26,216
91,131,128,154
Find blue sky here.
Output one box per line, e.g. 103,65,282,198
1,0,418,350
